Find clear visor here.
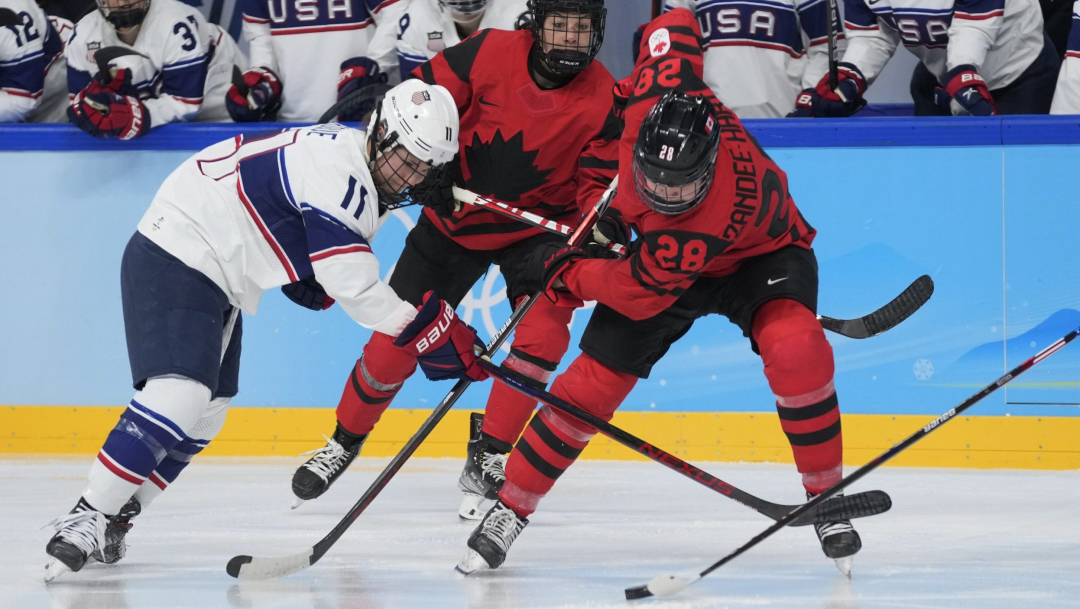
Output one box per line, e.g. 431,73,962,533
632,159,714,215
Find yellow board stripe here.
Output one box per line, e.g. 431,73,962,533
3,406,1080,470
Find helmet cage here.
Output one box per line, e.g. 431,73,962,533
97,0,150,29
444,0,489,18
632,91,721,215
528,0,606,75
367,105,448,210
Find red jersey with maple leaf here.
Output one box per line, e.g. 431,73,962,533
412,28,617,250
561,9,816,321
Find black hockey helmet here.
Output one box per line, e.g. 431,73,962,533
633,91,720,215
527,0,606,75
96,0,151,29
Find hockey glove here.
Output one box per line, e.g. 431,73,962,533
417,156,462,217
518,242,588,307
336,57,387,122
788,63,868,118
393,291,489,382
68,70,151,140
281,275,335,311
226,67,282,123
937,65,996,116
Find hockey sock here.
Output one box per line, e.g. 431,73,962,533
135,396,230,508
500,355,637,517
753,298,843,494
335,332,418,435
85,377,210,515
482,297,572,445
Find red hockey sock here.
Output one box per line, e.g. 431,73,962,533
481,297,572,445
753,298,843,494
500,355,637,517
335,332,418,436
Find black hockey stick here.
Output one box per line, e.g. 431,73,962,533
317,82,393,124
825,0,839,90
224,176,621,580
481,362,891,526
819,275,933,339
626,325,1080,600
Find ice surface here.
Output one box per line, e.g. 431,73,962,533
3,457,1079,609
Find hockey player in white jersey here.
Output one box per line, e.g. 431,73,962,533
662,0,842,118
65,0,246,138
42,80,489,582
792,0,1060,116
1051,0,1080,113
232,0,406,122
396,0,529,80
0,0,71,122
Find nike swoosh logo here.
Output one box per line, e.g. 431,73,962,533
867,0,882,4
478,95,499,107
767,277,788,285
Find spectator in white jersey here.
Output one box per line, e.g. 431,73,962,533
0,0,72,121
662,0,843,118
396,0,529,81
65,0,245,139
231,0,405,123
1050,0,1079,113
792,0,1059,116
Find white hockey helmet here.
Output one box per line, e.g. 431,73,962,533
368,80,460,208
445,0,490,19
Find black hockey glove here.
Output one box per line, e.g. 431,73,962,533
416,156,462,217
281,276,335,311
517,242,588,306
587,213,630,258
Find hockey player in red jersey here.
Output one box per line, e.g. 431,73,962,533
456,8,862,575
291,0,620,520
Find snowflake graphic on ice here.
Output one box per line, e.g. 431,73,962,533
913,359,934,381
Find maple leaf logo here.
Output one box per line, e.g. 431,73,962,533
463,129,553,202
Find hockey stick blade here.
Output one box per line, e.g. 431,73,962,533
226,548,312,580
626,326,1080,601
318,82,393,124
818,275,933,339
0,8,20,27
485,363,891,527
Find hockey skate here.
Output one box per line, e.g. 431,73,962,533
291,424,367,508
92,497,141,565
810,492,863,577
44,498,108,583
458,413,512,521
455,501,529,574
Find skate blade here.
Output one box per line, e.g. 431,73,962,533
458,494,488,522
291,498,306,510
44,558,72,584
454,549,490,576
834,556,853,578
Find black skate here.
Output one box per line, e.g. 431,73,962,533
456,501,529,574
458,413,512,521
810,492,863,577
44,498,108,583
291,423,367,508
92,497,141,565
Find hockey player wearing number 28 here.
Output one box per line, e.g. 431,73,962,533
458,8,863,575
292,0,620,521
42,80,489,583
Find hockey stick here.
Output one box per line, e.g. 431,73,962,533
625,325,1080,600
0,8,21,27
481,362,891,526
224,176,621,580
818,275,934,339
452,187,626,256
317,82,393,124
826,0,839,90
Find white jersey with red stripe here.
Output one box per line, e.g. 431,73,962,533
663,0,841,118
241,0,406,122
1051,0,1080,113
0,0,67,122
136,123,417,335
65,0,246,126
840,0,1044,90
395,0,529,81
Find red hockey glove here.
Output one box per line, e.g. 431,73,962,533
335,57,388,122
393,291,489,382
280,275,335,311
68,78,151,140
939,64,996,116
517,242,588,306
226,67,282,122
788,63,868,118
